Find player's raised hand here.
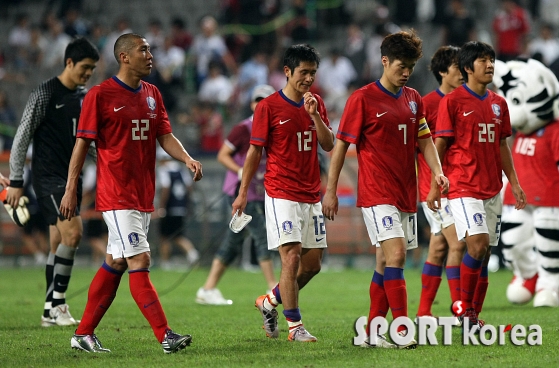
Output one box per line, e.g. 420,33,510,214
303,92,318,115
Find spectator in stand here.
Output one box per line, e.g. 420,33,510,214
191,15,236,88
198,60,234,105
527,23,559,67
193,100,223,154
42,19,72,70
8,13,31,51
344,23,367,85
492,0,531,62
154,36,186,88
442,0,477,47
145,19,165,54
100,16,133,78
25,24,48,69
236,49,269,112
364,9,401,83
0,90,17,152
317,48,357,107
62,7,90,38
267,52,286,91
170,17,193,51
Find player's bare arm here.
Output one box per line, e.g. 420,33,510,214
231,144,263,216
322,139,350,221
217,143,242,177
500,138,526,210
60,137,93,220
303,92,334,152
158,133,203,181
419,137,449,210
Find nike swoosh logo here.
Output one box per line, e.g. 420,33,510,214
279,119,291,125
55,104,65,109
376,111,388,117
407,239,415,244
143,300,157,308
114,106,125,112
316,237,324,242
463,111,474,116
57,282,68,287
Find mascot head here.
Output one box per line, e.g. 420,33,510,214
493,58,559,134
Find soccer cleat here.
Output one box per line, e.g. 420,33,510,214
360,334,396,348
460,308,481,333
50,304,80,326
41,316,56,327
161,329,192,353
396,330,417,349
453,315,463,327
414,315,438,326
255,295,279,338
288,325,317,342
195,287,233,305
533,289,559,307
71,334,111,353
507,275,538,304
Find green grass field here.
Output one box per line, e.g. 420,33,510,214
0,266,557,367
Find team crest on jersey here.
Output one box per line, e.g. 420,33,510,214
492,104,501,117
282,221,293,234
409,101,417,115
473,213,484,226
382,216,393,230
146,96,156,111
128,232,140,247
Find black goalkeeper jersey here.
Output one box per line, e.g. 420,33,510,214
9,77,86,198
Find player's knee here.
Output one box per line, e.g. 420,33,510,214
63,229,82,247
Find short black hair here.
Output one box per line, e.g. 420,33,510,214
430,45,461,84
380,30,423,63
283,44,320,75
63,37,100,67
114,33,145,63
459,41,495,82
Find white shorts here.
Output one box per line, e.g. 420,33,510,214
361,205,418,250
448,195,502,246
421,198,454,235
264,193,327,250
103,210,151,259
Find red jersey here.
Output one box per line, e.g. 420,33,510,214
492,7,530,55
436,84,512,200
418,89,445,202
77,77,173,212
337,81,432,212
250,90,330,203
503,120,559,207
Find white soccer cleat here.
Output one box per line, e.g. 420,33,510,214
288,325,317,342
50,304,80,326
41,316,56,327
507,275,537,304
414,315,438,326
396,330,417,349
360,334,396,348
533,289,559,307
195,287,233,305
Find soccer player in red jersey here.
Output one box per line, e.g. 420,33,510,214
416,46,466,322
435,41,526,330
59,33,203,354
232,44,334,342
323,31,449,349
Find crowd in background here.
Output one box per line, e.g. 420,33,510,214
1,0,559,267
2,0,559,156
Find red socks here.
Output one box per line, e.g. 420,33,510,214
460,253,483,310
417,262,442,316
129,269,169,342
76,262,123,335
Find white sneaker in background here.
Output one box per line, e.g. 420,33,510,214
50,304,80,326
195,287,233,305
